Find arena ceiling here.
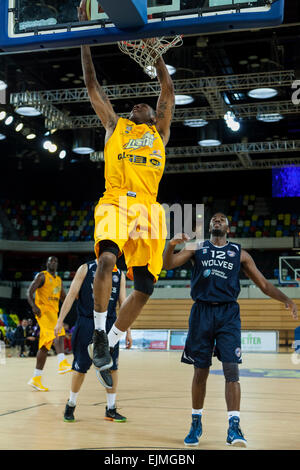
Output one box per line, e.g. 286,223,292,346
0,0,300,197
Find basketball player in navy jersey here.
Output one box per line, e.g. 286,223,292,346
163,213,298,447
54,260,132,422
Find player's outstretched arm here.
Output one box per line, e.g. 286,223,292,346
78,3,118,138
27,272,45,318
163,233,194,270
54,263,88,337
241,249,298,320
154,55,175,146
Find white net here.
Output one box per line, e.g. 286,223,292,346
118,36,183,78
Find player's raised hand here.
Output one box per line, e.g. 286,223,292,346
170,233,190,246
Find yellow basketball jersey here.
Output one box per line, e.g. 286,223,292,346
104,118,165,199
35,271,62,314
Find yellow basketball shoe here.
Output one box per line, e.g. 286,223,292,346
58,359,72,374
27,376,49,391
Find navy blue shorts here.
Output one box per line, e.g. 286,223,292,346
181,301,242,368
71,315,119,374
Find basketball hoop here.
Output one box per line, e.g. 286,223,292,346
118,36,183,79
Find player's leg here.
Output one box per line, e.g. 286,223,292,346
92,240,119,370
215,302,247,447
107,265,154,348
64,318,93,422
27,345,49,391
104,355,126,422
53,335,72,374
64,372,86,422
181,302,214,446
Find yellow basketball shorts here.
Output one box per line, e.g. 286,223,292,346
36,310,65,350
94,192,167,282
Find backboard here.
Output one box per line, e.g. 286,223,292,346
0,0,285,53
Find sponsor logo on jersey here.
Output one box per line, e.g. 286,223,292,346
227,250,236,257
203,269,211,278
112,275,119,283
123,131,156,150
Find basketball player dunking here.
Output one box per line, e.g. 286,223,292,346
163,213,298,447
78,2,174,384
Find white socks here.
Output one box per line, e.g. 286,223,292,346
107,324,125,348
34,368,43,377
68,391,78,407
57,353,65,364
106,392,116,410
228,411,240,420
192,408,203,415
94,311,107,331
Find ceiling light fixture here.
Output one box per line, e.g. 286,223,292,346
175,95,194,105
256,113,284,122
26,133,36,140
198,139,221,147
0,133,6,140
59,150,67,159
16,106,42,116
247,88,278,99
0,111,6,120
184,118,208,128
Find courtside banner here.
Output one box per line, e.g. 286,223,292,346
119,329,168,350
241,331,278,352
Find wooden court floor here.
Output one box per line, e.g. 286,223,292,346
0,349,300,450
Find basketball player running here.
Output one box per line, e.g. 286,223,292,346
27,256,71,391
54,260,132,422
163,213,298,447
78,2,174,384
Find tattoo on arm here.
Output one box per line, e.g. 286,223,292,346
157,101,167,119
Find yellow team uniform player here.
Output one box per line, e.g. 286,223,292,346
35,270,65,350
94,117,167,281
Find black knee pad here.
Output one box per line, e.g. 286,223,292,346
222,362,239,382
98,240,120,258
133,266,154,296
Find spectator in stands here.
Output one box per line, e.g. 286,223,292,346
26,318,39,357
14,319,28,357
163,212,298,448
27,256,71,391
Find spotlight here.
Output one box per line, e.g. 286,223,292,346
0,111,7,120
224,111,240,132
59,150,66,159
48,143,57,153
26,133,36,140
15,123,24,132
4,115,14,125
43,140,52,150
0,133,6,140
